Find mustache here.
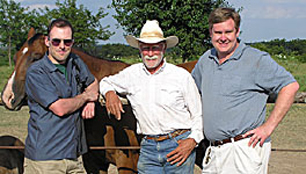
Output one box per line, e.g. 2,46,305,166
143,55,159,60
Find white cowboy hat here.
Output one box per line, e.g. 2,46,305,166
125,20,179,49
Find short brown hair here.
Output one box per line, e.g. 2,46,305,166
47,19,74,38
209,8,240,31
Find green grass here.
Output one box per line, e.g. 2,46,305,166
0,106,29,142
0,65,14,91
0,104,305,149
276,59,306,92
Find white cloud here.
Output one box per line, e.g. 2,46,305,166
243,5,306,19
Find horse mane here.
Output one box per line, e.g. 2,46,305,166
28,33,44,46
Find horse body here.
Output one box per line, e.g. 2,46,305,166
0,135,24,174
1,28,204,173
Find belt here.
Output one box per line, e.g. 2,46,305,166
145,129,190,142
211,135,246,146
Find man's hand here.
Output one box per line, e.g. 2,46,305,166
105,91,125,120
166,138,197,166
82,102,95,119
243,123,273,147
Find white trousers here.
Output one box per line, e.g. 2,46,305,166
202,138,271,174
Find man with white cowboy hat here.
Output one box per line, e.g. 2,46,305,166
99,20,203,173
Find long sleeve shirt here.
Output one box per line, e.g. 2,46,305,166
100,62,204,143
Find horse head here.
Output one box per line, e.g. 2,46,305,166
1,28,47,110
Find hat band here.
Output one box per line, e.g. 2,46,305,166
140,31,164,39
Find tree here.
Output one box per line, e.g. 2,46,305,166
0,0,31,67
110,0,229,62
36,0,114,54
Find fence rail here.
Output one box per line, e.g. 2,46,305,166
0,146,305,152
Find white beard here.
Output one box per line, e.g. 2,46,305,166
141,52,164,69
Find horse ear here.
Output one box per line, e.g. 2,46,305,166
28,28,36,40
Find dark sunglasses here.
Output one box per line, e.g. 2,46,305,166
49,38,74,47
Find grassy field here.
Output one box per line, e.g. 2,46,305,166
0,104,305,148
0,104,305,174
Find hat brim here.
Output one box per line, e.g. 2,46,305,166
125,35,179,49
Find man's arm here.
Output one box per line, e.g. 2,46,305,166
104,91,125,120
244,81,299,147
167,74,204,166
49,78,99,117
99,68,132,120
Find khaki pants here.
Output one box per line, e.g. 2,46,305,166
202,138,271,174
24,156,87,174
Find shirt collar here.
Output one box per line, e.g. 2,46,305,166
42,52,72,73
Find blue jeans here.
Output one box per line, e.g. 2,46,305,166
137,130,195,174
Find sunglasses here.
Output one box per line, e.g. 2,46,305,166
49,38,74,47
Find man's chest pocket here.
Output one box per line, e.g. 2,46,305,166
220,75,242,96
50,75,73,98
56,84,73,98
159,87,184,108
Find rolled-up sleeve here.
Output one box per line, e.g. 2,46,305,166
99,67,131,96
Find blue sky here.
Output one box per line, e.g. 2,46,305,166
17,0,306,44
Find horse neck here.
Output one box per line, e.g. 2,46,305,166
71,48,129,81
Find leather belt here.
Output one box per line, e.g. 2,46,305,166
145,129,190,142
211,135,246,146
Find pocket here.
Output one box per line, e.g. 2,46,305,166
221,75,241,96
172,130,190,145
140,137,146,146
234,141,262,173
159,87,184,108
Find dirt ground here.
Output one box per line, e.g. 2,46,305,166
107,151,306,174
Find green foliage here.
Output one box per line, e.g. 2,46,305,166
250,39,306,92
0,0,114,57
250,39,306,63
110,0,229,63
0,0,34,66
0,64,14,91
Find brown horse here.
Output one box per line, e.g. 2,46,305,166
0,135,24,174
1,28,203,173
177,60,197,73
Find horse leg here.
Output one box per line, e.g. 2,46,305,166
115,129,139,174
100,125,117,174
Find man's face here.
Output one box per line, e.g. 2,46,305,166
139,42,166,71
210,18,240,59
45,26,73,64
